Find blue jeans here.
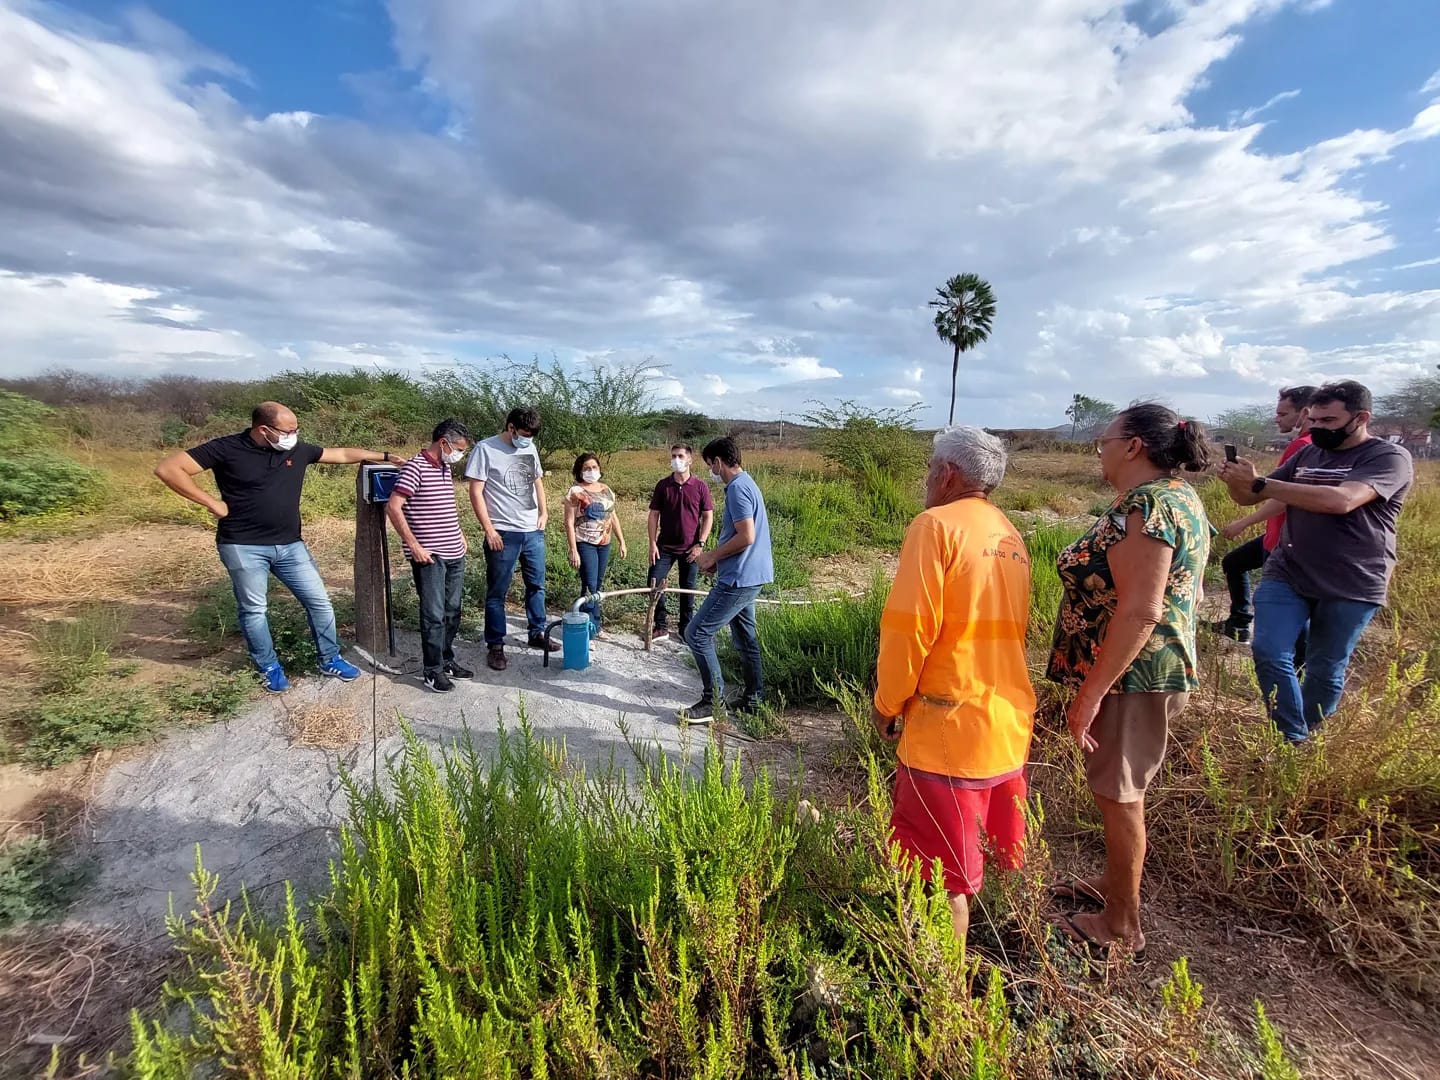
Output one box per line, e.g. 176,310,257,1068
650,550,699,634
484,530,547,645
411,555,465,676
576,542,611,633
1252,576,1379,742
217,542,340,671
684,582,763,703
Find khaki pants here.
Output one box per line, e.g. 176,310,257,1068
1084,692,1190,803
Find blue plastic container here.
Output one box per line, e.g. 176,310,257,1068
562,611,591,670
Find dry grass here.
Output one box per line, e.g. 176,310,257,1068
282,698,394,749
0,924,174,1077
0,526,217,606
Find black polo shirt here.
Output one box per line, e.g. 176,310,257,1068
186,432,326,545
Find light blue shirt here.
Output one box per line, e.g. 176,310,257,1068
717,471,773,588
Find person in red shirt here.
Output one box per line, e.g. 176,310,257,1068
1211,386,1315,643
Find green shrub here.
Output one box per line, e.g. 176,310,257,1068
726,580,889,708
127,718,1013,1077
20,686,162,767
32,605,130,690
0,391,104,520
802,399,928,478
0,836,91,929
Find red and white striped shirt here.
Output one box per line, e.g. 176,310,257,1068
392,449,467,560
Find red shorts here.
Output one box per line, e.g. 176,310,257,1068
889,765,1027,895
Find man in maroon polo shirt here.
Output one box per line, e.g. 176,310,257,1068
647,444,714,642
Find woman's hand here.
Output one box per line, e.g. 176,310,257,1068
618,540,628,560
568,548,581,569
1067,690,1103,753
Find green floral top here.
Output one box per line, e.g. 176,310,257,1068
1046,477,1211,694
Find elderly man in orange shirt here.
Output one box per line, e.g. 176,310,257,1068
870,424,1037,944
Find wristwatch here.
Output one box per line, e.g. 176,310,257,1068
1251,476,1267,494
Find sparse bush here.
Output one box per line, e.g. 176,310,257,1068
0,836,90,929
802,399,928,478
21,686,162,767
0,392,103,520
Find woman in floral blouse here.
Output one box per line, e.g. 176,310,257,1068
1047,403,1212,958
564,452,627,637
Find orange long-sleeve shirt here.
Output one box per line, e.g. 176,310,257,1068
874,497,1036,783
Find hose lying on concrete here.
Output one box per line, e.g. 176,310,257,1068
542,585,858,667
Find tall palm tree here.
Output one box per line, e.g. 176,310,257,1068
929,273,997,425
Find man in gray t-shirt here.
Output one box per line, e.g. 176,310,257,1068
465,407,554,669
1220,380,1413,743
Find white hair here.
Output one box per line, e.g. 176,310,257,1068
931,425,1007,492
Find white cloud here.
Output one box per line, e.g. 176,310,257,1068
0,0,1437,429
1230,88,1301,126
1423,69,1440,97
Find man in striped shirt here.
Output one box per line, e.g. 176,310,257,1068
386,419,472,693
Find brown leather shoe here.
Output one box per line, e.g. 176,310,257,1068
527,635,560,653
487,646,507,671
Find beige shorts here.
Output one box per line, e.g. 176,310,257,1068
1084,692,1190,803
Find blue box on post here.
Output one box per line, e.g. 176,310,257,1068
361,463,400,503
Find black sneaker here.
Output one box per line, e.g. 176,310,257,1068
424,671,455,694
444,661,474,679
1209,619,1252,644
681,699,714,723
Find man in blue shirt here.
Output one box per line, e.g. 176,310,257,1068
684,436,773,722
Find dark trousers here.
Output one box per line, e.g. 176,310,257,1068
1222,536,1266,628
411,555,465,676
1224,538,1309,666
650,550,699,633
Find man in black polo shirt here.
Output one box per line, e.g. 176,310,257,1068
155,401,393,692
646,443,714,642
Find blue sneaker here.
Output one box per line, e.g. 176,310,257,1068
260,664,291,693
320,656,362,681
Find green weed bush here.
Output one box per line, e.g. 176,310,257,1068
0,836,91,929
728,580,889,708
21,686,161,768
0,391,102,520
128,715,1309,1078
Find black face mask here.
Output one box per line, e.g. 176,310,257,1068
1309,419,1356,451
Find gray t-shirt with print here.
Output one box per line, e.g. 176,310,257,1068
464,434,545,532
1263,437,1413,605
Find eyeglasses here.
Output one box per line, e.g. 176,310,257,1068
1093,435,1132,455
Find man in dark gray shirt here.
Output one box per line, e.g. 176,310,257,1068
1220,380,1413,742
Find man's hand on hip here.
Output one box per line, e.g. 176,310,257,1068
870,704,902,743
209,500,229,520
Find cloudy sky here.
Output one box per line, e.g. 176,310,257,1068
1,0,1437,426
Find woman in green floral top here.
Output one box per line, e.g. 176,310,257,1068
1047,403,1212,960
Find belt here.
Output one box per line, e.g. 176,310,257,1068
915,693,958,708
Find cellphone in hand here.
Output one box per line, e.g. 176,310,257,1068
1224,444,1238,463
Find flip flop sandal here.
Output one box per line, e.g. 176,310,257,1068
1047,877,1106,909
1053,912,1147,963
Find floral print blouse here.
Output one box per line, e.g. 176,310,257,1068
1046,477,1211,694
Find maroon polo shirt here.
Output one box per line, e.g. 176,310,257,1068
649,473,713,554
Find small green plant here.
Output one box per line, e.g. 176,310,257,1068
0,391,103,520
1252,1001,1301,1080
163,671,257,720
21,686,162,767
32,605,130,689
0,836,91,928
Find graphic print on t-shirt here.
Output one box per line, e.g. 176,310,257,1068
501,456,537,496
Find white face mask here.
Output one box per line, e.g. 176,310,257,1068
582,469,600,484
267,430,299,452
671,457,688,473
709,469,723,484
444,446,466,465
512,434,533,450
